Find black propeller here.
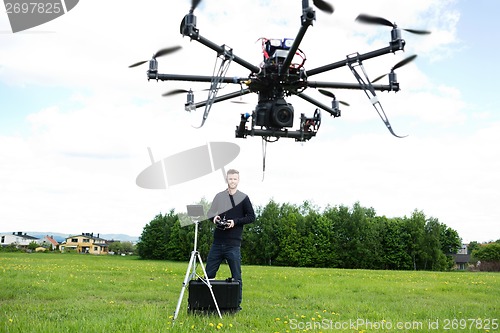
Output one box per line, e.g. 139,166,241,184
356,14,431,35
190,0,202,13
231,100,250,104
318,89,350,106
162,89,190,97
371,54,417,83
162,88,211,97
313,0,334,14
128,46,182,68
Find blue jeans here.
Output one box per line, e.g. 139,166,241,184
205,244,242,307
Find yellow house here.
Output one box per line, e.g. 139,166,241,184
60,233,109,255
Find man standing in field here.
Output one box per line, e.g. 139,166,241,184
206,169,255,311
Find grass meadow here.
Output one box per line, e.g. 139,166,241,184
0,252,498,333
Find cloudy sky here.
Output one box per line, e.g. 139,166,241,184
1,0,498,243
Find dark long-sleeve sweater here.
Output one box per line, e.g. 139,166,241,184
207,189,255,246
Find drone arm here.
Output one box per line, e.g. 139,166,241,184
149,73,246,84
183,28,261,74
296,92,340,117
307,81,397,92
198,35,261,73
190,88,252,109
281,5,316,74
306,42,405,77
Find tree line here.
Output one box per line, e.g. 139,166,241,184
469,241,500,271
137,200,467,271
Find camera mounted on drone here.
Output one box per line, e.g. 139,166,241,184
215,216,231,230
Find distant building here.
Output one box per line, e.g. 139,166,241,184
0,232,42,249
60,233,109,255
457,243,468,255
41,235,59,250
452,243,471,270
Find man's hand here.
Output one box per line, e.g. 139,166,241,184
227,220,235,228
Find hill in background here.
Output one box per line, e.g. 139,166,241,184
1,231,139,243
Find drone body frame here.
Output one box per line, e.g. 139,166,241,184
133,0,430,142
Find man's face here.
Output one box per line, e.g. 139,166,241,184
227,173,239,190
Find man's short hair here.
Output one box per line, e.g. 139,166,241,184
227,169,239,176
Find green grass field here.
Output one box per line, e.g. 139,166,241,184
0,252,498,333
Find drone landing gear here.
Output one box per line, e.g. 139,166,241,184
194,46,234,128
347,53,407,138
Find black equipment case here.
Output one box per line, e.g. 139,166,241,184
188,279,240,313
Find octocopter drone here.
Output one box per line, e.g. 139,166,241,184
130,0,430,142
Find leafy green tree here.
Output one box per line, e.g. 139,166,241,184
467,241,481,256
243,200,282,265
440,226,461,255
0,244,20,252
323,202,377,269
275,202,318,267
304,206,337,268
109,241,135,254
275,210,302,266
28,241,38,251
137,211,177,260
473,243,500,271
122,241,136,254
349,203,378,269
473,243,500,261
375,217,412,270
323,204,351,268
166,220,184,261
421,218,450,270
137,199,215,261
241,205,264,265
403,210,426,270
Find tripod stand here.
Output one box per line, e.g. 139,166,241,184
173,207,222,321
